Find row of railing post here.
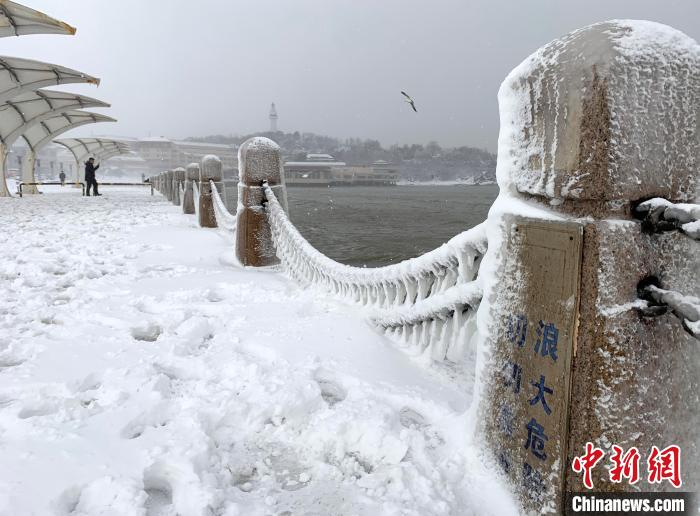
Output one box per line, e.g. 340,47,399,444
147,20,699,510
150,154,243,232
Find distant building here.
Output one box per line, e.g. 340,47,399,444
284,154,399,186
130,137,238,175
101,155,150,178
10,142,62,180
269,103,278,132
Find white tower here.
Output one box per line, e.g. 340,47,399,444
269,102,278,132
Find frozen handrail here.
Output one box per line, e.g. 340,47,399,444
262,181,487,310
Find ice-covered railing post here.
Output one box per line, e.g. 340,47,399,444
172,168,184,206
476,20,699,513
164,170,174,203
198,156,220,228
182,164,197,215
236,137,288,266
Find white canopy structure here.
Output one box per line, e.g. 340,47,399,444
20,111,116,193
54,137,129,183
0,59,102,196
0,1,75,37
0,89,109,147
0,56,99,107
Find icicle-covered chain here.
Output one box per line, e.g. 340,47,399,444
262,182,487,361
210,180,237,235
262,182,487,309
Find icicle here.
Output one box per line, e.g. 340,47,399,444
430,319,448,361
404,279,417,306
417,275,430,301
447,306,477,363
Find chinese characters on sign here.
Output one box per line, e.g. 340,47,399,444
483,219,583,514
571,443,682,489
505,313,560,498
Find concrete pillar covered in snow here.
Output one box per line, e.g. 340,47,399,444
182,164,198,215
172,168,184,206
164,171,174,202
236,137,288,267
478,20,700,513
0,145,11,197
20,150,39,195
198,156,220,228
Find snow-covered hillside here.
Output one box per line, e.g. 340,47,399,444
0,187,515,515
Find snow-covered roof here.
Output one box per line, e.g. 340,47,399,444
173,140,234,150
0,89,109,147
92,146,129,162
284,161,347,167
0,55,99,106
0,1,75,37
139,136,170,143
105,155,145,163
21,110,116,152
306,153,335,161
54,137,128,163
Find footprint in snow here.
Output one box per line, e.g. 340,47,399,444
0,350,25,369
120,406,171,439
313,371,347,407
204,288,225,303
17,402,58,419
399,407,428,429
130,322,163,342
143,466,175,516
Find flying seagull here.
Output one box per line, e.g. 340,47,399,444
401,91,417,112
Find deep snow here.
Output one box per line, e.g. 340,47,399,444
0,186,516,516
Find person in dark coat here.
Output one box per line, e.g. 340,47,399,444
85,157,101,196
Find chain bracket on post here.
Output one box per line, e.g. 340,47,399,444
636,277,700,340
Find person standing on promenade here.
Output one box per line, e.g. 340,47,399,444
85,157,101,196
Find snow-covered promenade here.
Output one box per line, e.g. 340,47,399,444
0,188,514,516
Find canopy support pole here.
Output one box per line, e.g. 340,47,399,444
0,145,11,197
20,150,38,194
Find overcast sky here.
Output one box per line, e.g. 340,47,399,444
3,0,698,151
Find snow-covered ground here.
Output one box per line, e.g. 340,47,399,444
0,186,516,516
